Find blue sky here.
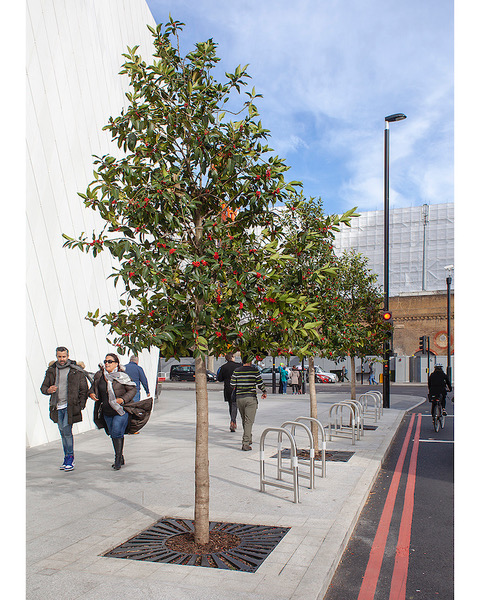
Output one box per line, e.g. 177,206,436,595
144,0,453,216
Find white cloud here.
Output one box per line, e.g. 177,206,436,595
145,0,453,212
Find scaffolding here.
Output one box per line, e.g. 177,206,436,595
333,203,454,295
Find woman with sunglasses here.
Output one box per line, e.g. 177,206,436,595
88,353,137,470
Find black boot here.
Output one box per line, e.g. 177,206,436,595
119,437,125,466
111,437,123,470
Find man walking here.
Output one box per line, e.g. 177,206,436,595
230,356,267,451
40,346,88,471
217,352,240,432
124,355,150,402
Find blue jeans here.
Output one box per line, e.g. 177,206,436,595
57,408,74,456
103,412,129,438
133,389,140,402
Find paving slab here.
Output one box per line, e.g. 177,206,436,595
26,384,423,599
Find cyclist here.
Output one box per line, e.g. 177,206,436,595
428,363,452,417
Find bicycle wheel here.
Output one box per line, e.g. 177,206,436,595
440,408,446,429
433,403,441,432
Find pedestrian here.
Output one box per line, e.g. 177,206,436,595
40,346,89,471
124,355,150,402
230,355,267,451
216,352,241,432
290,366,300,394
368,361,378,385
341,366,348,382
88,353,137,470
428,363,452,417
278,363,289,394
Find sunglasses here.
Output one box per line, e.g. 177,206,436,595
104,359,117,364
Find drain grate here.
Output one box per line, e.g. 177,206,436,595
274,449,355,462
103,518,290,572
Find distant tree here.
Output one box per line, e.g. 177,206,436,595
324,250,389,399
63,19,322,545
276,197,358,449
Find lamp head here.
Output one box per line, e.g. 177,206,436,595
385,113,407,122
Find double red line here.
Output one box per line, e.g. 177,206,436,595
357,412,422,600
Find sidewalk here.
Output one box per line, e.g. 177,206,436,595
26,385,423,600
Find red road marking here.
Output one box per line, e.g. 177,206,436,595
357,413,416,600
388,413,422,600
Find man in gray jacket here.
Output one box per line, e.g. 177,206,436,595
40,346,88,471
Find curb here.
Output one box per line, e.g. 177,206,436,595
312,409,406,600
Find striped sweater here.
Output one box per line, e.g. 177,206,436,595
230,365,266,399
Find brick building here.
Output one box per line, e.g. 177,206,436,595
389,292,454,356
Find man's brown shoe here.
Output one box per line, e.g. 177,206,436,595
242,445,252,451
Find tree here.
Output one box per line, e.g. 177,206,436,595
63,19,321,545
324,250,390,399
275,197,358,449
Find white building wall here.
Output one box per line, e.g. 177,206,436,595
26,0,158,448
333,203,454,295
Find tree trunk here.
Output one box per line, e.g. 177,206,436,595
308,356,319,453
207,355,214,372
194,356,210,545
350,354,356,400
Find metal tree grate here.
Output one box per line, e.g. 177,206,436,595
275,449,355,462
103,518,290,572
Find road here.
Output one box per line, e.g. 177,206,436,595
324,396,454,600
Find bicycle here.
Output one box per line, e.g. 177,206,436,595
429,393,446,432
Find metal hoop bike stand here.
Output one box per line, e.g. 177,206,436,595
259,427,300,503
359,393,381,422
280,421,315,489
341,400,364,438
366,390,383,417
294,416,327,478
328,403,357,445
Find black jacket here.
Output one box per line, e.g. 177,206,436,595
428,370,452,396
40,360,88,425
217,361,241,402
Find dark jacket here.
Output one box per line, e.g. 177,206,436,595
40,360,88,425
428,369,452,396
89,370,151,435
217,360,241,402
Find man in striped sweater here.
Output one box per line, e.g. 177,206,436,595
230,357,267,451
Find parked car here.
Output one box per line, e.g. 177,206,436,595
169,364,217,382
259,366,292,385
297,365,338,383
313,366,338,383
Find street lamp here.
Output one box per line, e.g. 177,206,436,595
444,264,454,382
383,113,407,409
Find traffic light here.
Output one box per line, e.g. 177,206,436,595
419,335,425,352
381,310,393,322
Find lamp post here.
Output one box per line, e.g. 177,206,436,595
444,264,454,382
383,113,406,408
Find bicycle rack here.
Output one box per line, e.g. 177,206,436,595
359,392,381,422
332,400,363,439
328,402,358,445
259,427,299,503
343,400,364,438
294,416,327,478
366,390,383,417
280,421,315,489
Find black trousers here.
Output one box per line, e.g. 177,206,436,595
224,388,237,423
430,392,446,417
